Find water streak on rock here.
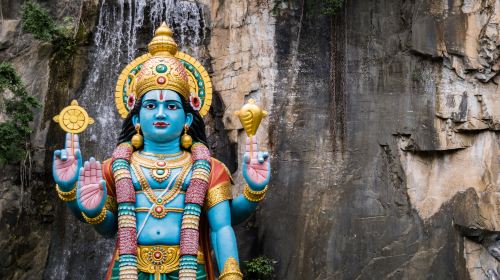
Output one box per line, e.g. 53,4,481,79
78,0,204,158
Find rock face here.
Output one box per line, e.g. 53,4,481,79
0,0,499,279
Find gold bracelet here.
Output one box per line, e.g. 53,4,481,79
81,206,107,224
219,257,243,280
243,184,268,203
55,183,77,202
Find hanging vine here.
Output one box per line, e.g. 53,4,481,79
0,63,40,165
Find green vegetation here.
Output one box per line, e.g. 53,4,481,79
322,0,344,16
21,1,76,57
244,256,276,280
0,63,40,165
273,0,345,16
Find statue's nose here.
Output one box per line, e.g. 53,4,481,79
156,104,166,119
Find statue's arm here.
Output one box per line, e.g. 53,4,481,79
207,201,242,278
52,133,117,237
230,137,271,225
52,133,84,220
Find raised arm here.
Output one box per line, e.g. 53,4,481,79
52,133,84,220
52,132,117,237
230,137,271,225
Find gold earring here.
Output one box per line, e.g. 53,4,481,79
181,125,192,149
131,124,143,149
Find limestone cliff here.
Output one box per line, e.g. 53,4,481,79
0,0,498,279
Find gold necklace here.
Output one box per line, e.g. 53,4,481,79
140,150,183,158
132,151,191,182
131,160,191,219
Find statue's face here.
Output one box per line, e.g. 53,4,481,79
133,90,192,143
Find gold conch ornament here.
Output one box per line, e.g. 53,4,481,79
53,100,94,134
234,99,268,137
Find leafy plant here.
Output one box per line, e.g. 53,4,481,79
21,1,76,57
244,256,277,280
0,63,40,165
21,1,56,41
322,0,344,16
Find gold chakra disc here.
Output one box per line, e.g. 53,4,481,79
53,100,95,134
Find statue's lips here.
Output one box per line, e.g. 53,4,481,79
153,122,169,128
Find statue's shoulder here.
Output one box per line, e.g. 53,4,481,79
101,158,116,196
205,157,233,208
208,157,233,185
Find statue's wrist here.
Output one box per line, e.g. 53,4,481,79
55,183,77,202
82,206,108,225
55,179,78,191
243,184,268,203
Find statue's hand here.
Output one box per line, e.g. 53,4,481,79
242,137,271,191
53,133,82,190
77,157,107,217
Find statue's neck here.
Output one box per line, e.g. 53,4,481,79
142,138,181,154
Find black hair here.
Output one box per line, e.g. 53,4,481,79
117,92,207,149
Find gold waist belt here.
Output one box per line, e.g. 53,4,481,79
137,245,204,275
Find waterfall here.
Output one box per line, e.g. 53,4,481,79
77,0,205,158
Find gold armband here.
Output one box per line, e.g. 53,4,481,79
219,257,243,280
205,182,232,208
82,206,107,224
55,183,77,202
243,184,268,203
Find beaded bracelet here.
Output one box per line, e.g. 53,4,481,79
243,184,268,202
82,206,107,224
55,183,77,202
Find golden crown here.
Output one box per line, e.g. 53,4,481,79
115,22,213,118
133,23,190,100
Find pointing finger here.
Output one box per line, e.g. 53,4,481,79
64,133,71,150
251,137,258,160
73,134,80,150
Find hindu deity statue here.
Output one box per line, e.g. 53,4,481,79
51,23,270,280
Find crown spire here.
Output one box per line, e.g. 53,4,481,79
147,22,178,56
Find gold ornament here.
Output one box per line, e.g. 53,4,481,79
132,124,143,149
115,22,213,118
181,125,192,149
136,245,205,278
243,184,268,203
205,182,232,209
219,257,243,280
82,206,107,225
55,184,77,202
234,99,268,137
53,100,94,134
130,155,191,219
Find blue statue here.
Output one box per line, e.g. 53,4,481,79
52,23,271,280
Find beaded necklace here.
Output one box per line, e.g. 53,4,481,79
112,142,211,280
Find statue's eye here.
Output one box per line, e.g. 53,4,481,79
145,103,156,109
167,104,178,110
